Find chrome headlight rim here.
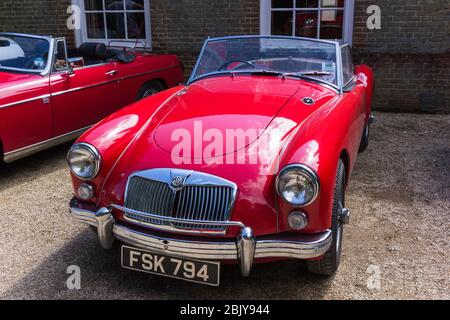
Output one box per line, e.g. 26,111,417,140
276,164,320,207
68,142,101,181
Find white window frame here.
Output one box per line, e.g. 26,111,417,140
72,0,152,49
260,0,354,44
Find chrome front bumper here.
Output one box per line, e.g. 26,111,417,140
70,199,333,277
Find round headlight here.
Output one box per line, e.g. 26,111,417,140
276,164,319,207
68,143,101,180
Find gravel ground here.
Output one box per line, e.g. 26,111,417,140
0,112,449,300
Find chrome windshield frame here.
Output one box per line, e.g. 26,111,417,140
0,32,54,76
188,35,345,93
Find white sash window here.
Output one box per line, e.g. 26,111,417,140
260,0,355,44
73,0,151,48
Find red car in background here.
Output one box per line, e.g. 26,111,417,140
0,33,184,163
68,36,374,286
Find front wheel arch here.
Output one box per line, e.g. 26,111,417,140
339,149,350,188
136,79,167,101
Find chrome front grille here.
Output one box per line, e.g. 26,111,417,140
123,169,237,233
125,177,175,225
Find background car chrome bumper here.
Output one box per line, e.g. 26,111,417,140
69,200,333,277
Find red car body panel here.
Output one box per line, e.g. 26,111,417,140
0,72,52,152
71,66,374,241
0,51,184,162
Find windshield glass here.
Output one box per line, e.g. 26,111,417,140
191,36,338,86
0,35,50,73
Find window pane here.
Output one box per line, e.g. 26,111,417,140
296,0,319,8
127,13,146,39
271,12,293,36
84,0,103,11
106,13,126,39
126,0,145,10
86,13,105,38
54,40,68,71
341,46,353,84
105,0,124,10
272,0,293,8
321,0,345,8
295,11,318,38
320,10,343,39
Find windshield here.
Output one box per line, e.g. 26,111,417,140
0,35,50,73
190,36,338,87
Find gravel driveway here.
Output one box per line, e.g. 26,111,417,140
0,112,449,300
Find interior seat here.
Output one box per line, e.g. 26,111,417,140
78,42,108,66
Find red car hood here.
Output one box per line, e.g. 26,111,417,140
97,77,338,236
154,76,300,158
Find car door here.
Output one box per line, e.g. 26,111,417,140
0,35,53,163
49,39,122,137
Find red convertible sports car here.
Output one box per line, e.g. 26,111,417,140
68,36,374,286
0,33,184,163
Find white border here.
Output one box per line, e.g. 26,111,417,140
72,0,152,49
260,0,354,44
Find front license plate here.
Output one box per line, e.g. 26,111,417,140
121,246,220,286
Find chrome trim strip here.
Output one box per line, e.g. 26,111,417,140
0,94,51,110
50,66,175,98
69,206,98,227
50,80,118,97
111,204,246,229
114,225,239,260
4,126,91,163
120,66,176,81
69,201,333,262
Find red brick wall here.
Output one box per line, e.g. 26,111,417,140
353,0,450,113
150,0,260,77
0,1,448,113
0,0,75,47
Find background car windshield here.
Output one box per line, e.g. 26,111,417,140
192,37,338,85
0,35,49,72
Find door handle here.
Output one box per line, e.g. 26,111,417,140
105,70,118,77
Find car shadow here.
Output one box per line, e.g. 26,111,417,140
2,227,333,300
0,142,72,193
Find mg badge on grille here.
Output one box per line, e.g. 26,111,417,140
171,176,185,188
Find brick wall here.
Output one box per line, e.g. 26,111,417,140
150,0,260,76
0,0,448,113
0,0,75,47
353,0,450,113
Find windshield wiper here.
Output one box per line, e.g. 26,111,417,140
249,70,283,77
287,71,332,77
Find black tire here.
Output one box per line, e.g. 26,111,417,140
136,80,166,101
307,159,346,276
358,123,370,153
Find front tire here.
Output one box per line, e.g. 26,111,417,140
307,159,346,276
136,80,166,101
359,123,370,153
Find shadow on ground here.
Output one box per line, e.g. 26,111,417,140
0,143,71,193
2,228,332,300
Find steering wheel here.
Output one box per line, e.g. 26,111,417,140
219,60,256,71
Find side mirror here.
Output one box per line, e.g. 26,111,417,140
61,64,74,78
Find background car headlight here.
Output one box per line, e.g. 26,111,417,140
68,143,101,180
277,164,320,207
